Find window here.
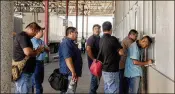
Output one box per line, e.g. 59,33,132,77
135,11,138,30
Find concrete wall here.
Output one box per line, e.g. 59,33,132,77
1,1,14,93
114,1,174,93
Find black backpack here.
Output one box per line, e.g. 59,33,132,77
48,68,68,92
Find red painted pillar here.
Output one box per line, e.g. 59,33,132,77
44,0,49,45
66,0,69,28
44,0,49,63
82,3,85,38
76,0,78,29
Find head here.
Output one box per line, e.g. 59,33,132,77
93,24,101,36
35,29,44,39
102,21,112,34
25,22,43,37
66,27,78,40
128,29,138,41
139,36,153,49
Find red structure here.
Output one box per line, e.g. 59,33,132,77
44,0,49,45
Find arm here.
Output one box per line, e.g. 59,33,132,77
65,57,76,74
23,47,38,57
118,49,125,56
23,46,44,57
62,42,77,81
129,43,153,66
86,46,95,60
114,37,125,56
44,47,50,53
20,36,43,57
133,59,152,66
41,40,50,53
86,37,95,60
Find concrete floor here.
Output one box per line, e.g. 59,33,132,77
11,53,104,93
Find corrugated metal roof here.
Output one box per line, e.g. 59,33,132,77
14,0,115,16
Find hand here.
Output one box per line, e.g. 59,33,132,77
44,47,50,52
36,46,45,55
147,59,153,65
72,72,78,82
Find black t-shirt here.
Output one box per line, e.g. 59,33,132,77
13,32,36,73
99,34,122,72
86,35,100,67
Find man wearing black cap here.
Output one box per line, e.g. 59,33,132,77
13,22,45,93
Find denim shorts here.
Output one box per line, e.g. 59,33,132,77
15,73,33,93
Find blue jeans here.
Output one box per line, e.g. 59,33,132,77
102,71,120,93
32,61,44,94
126,76,140,93
89,74,101,94
15,73,33,93
119,69,128,94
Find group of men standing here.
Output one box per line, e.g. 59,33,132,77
13,21,153,94
86,21,153,94
58,21,153,94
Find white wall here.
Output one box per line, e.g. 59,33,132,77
114,1,174,93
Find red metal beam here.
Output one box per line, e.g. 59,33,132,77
44,0,49,45
82,3,84,37
66,0,69,18
65,0,69,35
76,0,78,29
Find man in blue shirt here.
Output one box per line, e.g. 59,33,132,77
59,27,83,93
124,36,153,93
31,29,49,94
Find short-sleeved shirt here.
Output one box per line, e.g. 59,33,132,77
86,35,100,68
99,34,122,72
13,32,36,73
31,37,47,61
119,36,134,69
124,41,143,77
59,37,83,77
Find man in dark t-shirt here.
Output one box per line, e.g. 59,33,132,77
86,24,101,94
13,22,44,93
99,21,124,93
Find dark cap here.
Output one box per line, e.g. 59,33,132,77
25,22,45,31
